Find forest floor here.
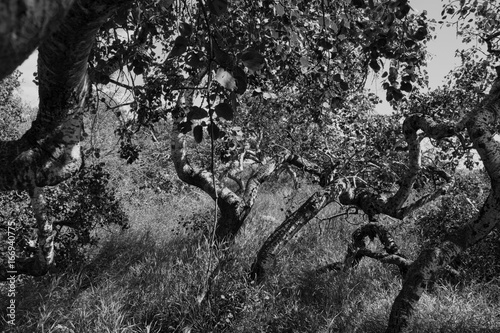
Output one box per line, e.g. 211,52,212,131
2,182,500,333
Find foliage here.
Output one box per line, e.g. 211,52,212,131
88,0,433,167
0,164,129,270
46,163,130,268
0,70,24,140
413,170,500,282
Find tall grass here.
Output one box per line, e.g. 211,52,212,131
2,184,500,333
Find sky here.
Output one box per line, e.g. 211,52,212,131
371,0,468,114
15,0,467,109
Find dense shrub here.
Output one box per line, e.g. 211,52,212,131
0,163,129,270
414,170,500,282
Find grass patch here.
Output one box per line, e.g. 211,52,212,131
2,186,500,332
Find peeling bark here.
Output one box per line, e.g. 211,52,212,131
0,0,133,280
386,68,500,333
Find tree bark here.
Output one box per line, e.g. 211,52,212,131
170,106,279,242
0,0,77,80
250,190,332,282
248,114,456,283
386,68,500,333
0,0,133,280
315,223,412,276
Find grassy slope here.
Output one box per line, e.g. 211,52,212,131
2,184,500,333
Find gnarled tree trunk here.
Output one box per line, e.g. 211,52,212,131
385,68,500,333
0,0,133,280
170,105,278,242
249,115,455,283
250,189,333,282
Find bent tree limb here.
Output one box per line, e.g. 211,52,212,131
386,68,500,333
249,189,333,282
0,0,133,280
170,105,279,242
338,114,456,221
316,223,412,276
249,114,456,283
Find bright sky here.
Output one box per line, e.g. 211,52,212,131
372,0,469,114
16,0,467,109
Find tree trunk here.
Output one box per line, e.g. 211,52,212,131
250,190,332,282
170,105,279,242
386,68,500,333
0,0,77,80
0,0,133,280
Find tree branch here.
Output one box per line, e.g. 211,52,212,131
386,67,500,333
250,190,334,282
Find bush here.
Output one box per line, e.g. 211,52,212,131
0,163,129,271
414,170,500,282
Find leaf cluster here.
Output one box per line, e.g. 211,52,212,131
0,164,129,270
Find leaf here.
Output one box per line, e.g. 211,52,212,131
393,88,404,101
208,0,228,16
240,49,265,73
414,27,427,41
275,3,285,16
213,42,233,68
185,52,201,68
233,66,247,94
215,68,237,90
179,22,192,37
352,0,366,9
193,125,203,143
262,92,277,100
300,56,309,68
401,81,412,92
168,36,188,58
386,90,393,102
207,122,221,140
159,0,174,10
339,81,349,91
369,58,381,72
389,66,398,82
319,38,333,49
133,63,144,75
215,102,234,120
404,40,416,48
333,74,348,90
178,121,193,134
187,107,208,120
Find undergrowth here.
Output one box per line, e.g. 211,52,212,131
1,184,500,333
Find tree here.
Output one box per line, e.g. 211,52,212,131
0,0,134,279
1,1,500,332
